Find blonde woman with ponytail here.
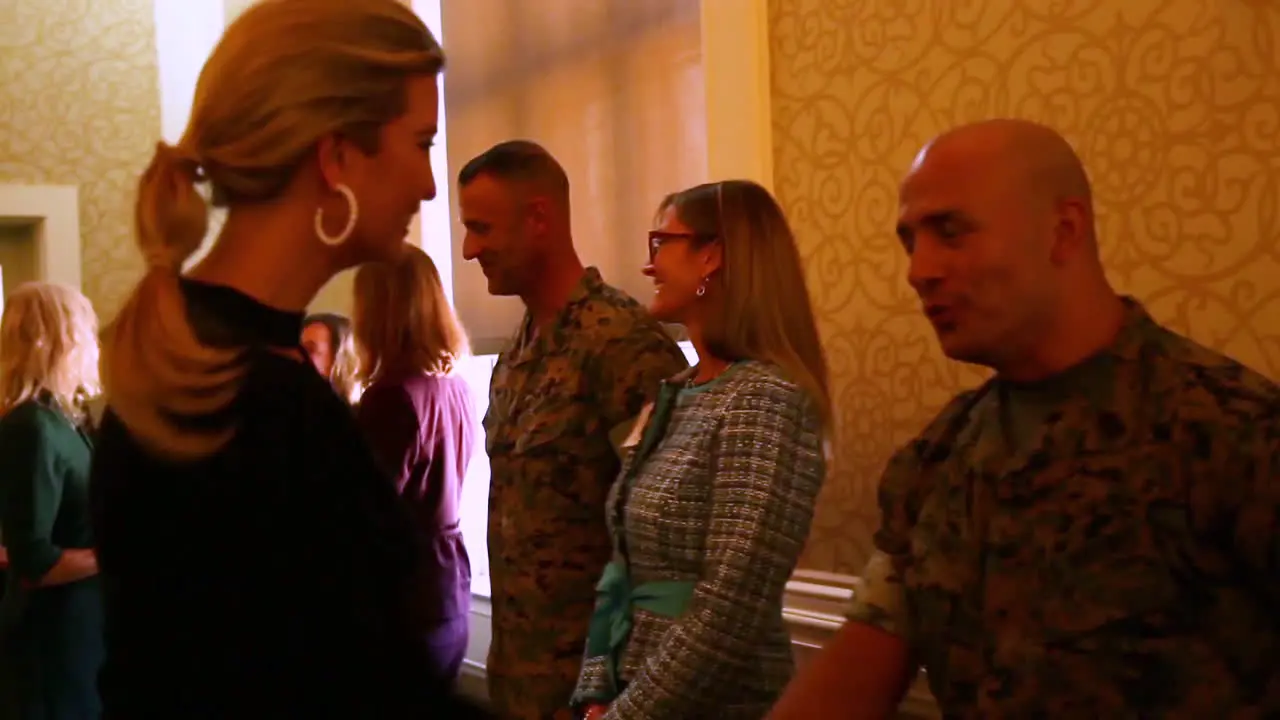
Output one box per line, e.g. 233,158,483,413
91,1,488,717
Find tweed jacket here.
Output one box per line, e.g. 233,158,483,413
572,360,825,719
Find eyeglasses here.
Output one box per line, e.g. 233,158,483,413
647,230,716,262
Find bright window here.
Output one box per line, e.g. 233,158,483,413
453,353,496,597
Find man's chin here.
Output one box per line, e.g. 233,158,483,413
935,330,973,360
485,276,519,298
937,335,1000,371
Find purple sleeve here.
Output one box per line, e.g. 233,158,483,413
356,384,425,494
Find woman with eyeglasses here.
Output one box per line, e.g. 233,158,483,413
572,180,831,719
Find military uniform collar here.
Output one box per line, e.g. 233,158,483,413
530,266,606,326
567,266,606,307
1106,295,1157,362
511,266,607,357
992,296,1152,405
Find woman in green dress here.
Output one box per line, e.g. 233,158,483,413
0,282,103,720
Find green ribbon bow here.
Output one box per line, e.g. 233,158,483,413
584,560,694,701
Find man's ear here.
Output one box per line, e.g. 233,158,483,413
526,196,552,236
1049,197,1091,265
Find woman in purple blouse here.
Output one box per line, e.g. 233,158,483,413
352,244,477,688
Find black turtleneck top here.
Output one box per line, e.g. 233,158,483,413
91,278,490,719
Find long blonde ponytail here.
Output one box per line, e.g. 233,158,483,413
134,142,209,271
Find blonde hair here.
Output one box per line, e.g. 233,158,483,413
659,180,832,430
102,0,445,461
134,0,446,270
331,333,362,404
0,282,100,421
303,313,363,404
353,245,468,383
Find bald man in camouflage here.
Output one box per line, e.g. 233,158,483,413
769,119,1280,718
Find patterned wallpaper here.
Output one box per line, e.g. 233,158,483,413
0,0,159,320
770,0,1280,575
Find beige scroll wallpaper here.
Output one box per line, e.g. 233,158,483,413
770,0,1280,575
0,0,159,319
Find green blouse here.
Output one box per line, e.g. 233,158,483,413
0,399,101,720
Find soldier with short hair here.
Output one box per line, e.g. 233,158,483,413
458,140,689,719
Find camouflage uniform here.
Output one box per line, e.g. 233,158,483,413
849,298,1280,718
484,268,689,719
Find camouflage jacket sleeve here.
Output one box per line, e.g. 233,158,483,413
604,380,824,719
845,444,917,638
592,323,688,435
846,388,983,639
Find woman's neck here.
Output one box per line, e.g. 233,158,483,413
687,325,730,384
187,205,347,313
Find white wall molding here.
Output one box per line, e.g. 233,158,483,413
781,573,940,720
456,659,488,707
0,183,82,292
782,570,857,646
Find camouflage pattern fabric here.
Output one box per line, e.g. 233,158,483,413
484,268,688,720
848,297,1280,717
